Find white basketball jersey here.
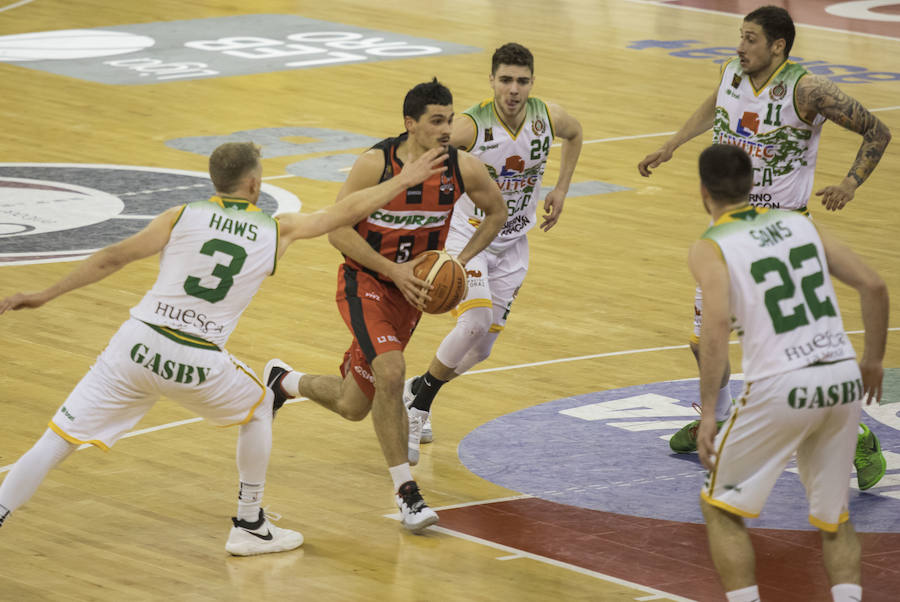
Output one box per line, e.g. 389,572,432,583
130,196,278,347
714,58,825,210
702,207,855,381
450,97,554,252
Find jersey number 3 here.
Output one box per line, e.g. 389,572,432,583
183,238,248,303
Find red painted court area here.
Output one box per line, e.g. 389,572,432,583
669,0,900,39
440,498,900,601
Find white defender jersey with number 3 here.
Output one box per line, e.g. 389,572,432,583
701,206,855,381
451,97,555,253
130,196,279,347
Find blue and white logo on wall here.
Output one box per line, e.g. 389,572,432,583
459,377,900,532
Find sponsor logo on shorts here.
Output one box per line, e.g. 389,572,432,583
130,343,211,384
364,291,381,301
787,378,864,409
59,405,75,421
354,365,375,384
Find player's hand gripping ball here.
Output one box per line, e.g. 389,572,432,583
413,250,467,314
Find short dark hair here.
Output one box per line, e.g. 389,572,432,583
491,42,534,75
745,5,795,57
208,142,260,193
698,144,753,203
403,78,453,121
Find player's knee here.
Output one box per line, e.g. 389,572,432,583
457,306,492,339
339,403,370,421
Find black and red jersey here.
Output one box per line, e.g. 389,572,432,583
344,133,466,281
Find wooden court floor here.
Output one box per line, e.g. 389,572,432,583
1,0,898,600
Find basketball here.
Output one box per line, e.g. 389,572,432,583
412,250,467,314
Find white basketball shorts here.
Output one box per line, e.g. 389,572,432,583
444,226,529,332
702,359,863,532
49,318,267,450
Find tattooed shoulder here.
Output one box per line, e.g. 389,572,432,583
796,74,872,134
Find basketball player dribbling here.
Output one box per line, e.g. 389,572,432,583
263,79,506,532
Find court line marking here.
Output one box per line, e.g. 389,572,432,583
4,326,896,475
623,0,900,42
0,0,36,13
381,505,695,602
264,102,900,174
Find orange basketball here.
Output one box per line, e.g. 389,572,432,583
412,250,467,314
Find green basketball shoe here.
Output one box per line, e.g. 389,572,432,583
669,403,725,454
855,423,886,491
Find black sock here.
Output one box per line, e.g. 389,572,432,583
412,371,446,412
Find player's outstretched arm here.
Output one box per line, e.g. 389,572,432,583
688,239,731,470
0,206,180,315
455,152,506,266
818,226,889,404
796,74,892,212
276,147,447,256
541,103,583,231
638,91,717,177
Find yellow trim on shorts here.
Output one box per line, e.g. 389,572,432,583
488,324,504,333
451,298,493,318
48,421,110,452
689,333,700,345
700,491,759,518
809,511,849,533
705,385,748,495
218,359,267,428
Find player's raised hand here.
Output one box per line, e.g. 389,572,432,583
399,147,448,188
638,146,674,177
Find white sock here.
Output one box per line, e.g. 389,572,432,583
281,371,305,397
725,585,760,602
831,583,862,602
715,384,733,422
236,395,272,521
237,482,265,522
389,464,413,491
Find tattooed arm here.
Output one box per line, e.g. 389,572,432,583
796,74,892,212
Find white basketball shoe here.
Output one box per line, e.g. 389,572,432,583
225,509,304,556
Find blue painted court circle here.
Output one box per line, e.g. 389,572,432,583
459,375,900,532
